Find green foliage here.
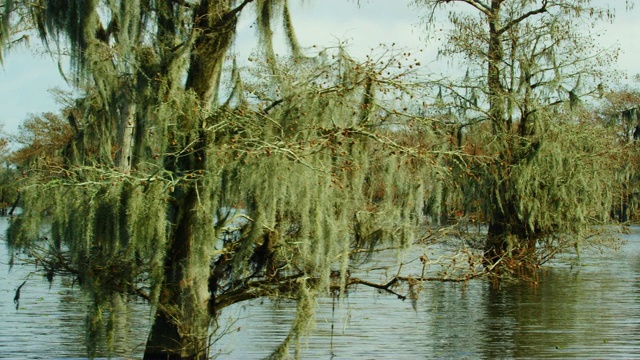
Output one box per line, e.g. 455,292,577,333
416,0,625,267
462,108,622,255
595,86,640,222
6,37,446,357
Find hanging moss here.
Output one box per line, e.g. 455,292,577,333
6,2,450,358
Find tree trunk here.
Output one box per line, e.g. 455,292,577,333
485,200,538,268
484,213,508,265
143,186,211,359
484,0,510,266
143,2,237,356
9,192,20,216
116,99,136,173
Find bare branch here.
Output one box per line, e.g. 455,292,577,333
497,0,548,35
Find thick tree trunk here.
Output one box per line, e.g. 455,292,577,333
484,213,508,265
144,186,211,359
483,0,510,267
143,2,242,357
484,201,538,268
144,5,234,357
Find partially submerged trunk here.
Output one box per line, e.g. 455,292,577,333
483,0,512,269
484,215,508,266
484,221,517,266
484,206,538,269
143,185,211,359
144,2,236,358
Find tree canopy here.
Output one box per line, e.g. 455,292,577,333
1,1,449,358
416,0,626,267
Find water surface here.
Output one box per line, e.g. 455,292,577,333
2,218,639,359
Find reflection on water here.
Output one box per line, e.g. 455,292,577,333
2,216,640,359
0,217,150,359
216,229,640,359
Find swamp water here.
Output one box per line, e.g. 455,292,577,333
1,216,639,359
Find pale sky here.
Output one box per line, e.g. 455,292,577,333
0,0,638,135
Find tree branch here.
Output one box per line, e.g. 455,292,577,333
262,99,284,114
497,0,548,35
228,0,256,18
213,274,305,312
440,0,492,16
346,277,406,300
466,0,491,15
345,272,485,301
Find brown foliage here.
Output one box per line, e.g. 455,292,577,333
11,112,74,166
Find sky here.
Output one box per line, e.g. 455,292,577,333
0,0,638,136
